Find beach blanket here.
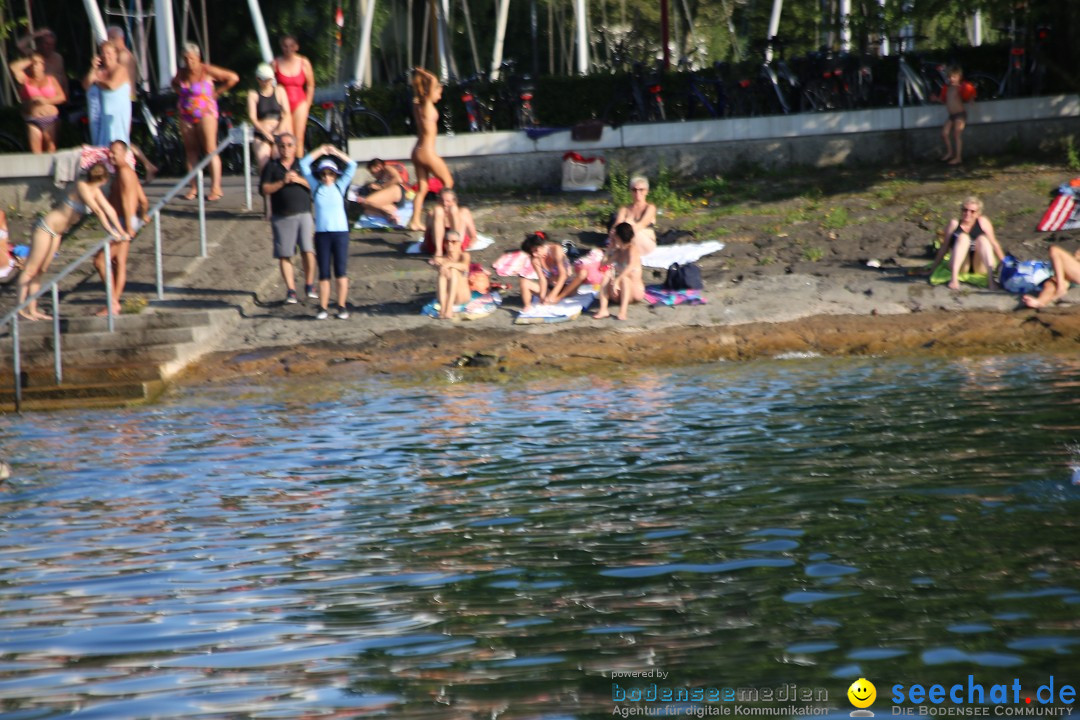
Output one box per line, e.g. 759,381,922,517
353,200,414,230
642,241,725,269
929,255,990,288
406,233,495,255
644,286,707,306
514,290,596,324
421,291,502,319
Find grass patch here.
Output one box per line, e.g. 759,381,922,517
803,246,826,262
1067,136,1080,172
822,207,851,230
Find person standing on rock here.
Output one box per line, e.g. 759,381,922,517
260,132,317,305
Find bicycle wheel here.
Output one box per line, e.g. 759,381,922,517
347,108,391,139
154,115,187,178
305,117,335,151
0,131,26,153
967,73,1001,102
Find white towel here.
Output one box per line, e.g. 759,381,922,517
642,241,725,269
52,148,81,188
406,233,495,255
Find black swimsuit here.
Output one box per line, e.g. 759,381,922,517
256,90,282,120
951,218,984,253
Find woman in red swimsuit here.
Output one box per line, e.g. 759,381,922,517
273,35,315,156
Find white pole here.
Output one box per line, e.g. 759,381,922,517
245,0,273,63
490,0,510,79
81,0,109,44
765,0,782,62
573,0,587,75
154,0,177,90
839,0,851,51
972,10,982,46
879,0,889,56
438,0,453,81
354,0,377,86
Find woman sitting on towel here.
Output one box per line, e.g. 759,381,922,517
423,189,478,257
594,222,645,321
357,158,410,227
18,163,129,321
432,230,471,319
520,231,589,311
610,175,657,257
930,195,1005,291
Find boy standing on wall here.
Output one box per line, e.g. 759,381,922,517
941,66,975,166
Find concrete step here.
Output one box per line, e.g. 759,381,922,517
3,326,202,356
0,363,165,388
0,379,167,412
2,311,215,338
5,343,182,370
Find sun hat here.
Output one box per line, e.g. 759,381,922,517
315,158,342,175
255,63,275,81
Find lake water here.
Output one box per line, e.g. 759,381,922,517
2,354,1080,719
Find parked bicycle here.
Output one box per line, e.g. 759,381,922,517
306,84,392,151
459,72,495,132
680,58,726,119
496,60,539,128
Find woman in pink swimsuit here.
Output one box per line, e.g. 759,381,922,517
273,35,314,155
9,52,65,153
171,42,238,201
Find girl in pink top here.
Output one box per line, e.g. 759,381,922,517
273,35,315,155
9,53,65,153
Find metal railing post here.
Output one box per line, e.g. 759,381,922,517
154,211,164,300
103,241,115,333
197,170,207,258
243,123,252,211
12,316,21,413
51,285,62,385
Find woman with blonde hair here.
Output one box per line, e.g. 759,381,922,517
930,195,1005,291
610,175,658,256
407,67,454,231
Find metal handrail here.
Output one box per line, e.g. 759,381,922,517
2,123,253,412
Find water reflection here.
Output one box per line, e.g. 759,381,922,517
2,355,1080,717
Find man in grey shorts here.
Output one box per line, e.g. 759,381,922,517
259,132,316,303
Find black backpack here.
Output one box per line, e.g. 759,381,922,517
663,262,703,290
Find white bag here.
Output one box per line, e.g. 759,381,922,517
561,152,606,192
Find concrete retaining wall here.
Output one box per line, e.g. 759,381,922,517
2,95,1078,212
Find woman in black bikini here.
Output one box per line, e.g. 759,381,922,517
930,196,1005,291
610,175,657,256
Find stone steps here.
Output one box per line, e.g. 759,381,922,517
0,379,167,411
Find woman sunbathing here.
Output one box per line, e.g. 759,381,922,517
519,232,588,311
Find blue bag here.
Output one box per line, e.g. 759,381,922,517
999,254,1052,295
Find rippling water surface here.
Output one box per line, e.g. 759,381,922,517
3,355,1080,719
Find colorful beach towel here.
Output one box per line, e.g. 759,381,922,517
493,248,605,282
642,241,725,269
421,291,502,320
514,290,596,324
644,286,707,306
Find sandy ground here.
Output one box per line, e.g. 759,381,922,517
13,160,1076,385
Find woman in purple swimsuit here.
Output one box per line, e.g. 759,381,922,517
171,42,238,201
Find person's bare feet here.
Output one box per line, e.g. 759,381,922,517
183,188,197,200
948,158,962,166
17,310,37,321
615,311,628,321
407,223,425,232
95,304,122,317
941,153,953,162
947,280,961,290
207,190,224,202
33,310,52,321
592,311,610,319
144,164,158,184
1022,295,1045,309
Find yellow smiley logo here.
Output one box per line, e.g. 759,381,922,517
848,678,876,709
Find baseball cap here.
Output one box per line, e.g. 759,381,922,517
255,63,275,81
315,158,342,175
